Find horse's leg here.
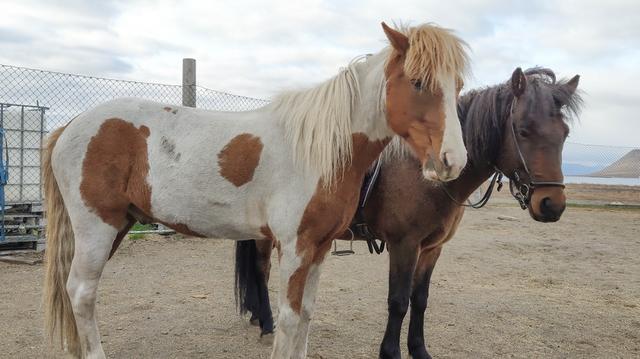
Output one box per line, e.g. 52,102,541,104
290,261,324,358
255,239,275,335
379,239,420,359
271,237,332,359
407,246,442,359
66,208,124,358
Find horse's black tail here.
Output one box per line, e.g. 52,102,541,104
235,240,260,315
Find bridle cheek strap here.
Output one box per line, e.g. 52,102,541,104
506,97,565,210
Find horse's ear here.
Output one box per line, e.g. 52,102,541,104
511,67,526,97
382,22,409,54
565,75,580,94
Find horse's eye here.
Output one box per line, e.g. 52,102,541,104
553,95,564,108
411,79,423,91
519,129,530,138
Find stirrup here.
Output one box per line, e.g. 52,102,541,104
331,228,355,256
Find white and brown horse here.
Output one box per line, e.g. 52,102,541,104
43,23,469,358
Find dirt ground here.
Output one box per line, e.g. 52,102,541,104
1,204,639,358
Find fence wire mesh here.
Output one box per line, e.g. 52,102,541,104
563,142,639,181
0,64,268,134
0,64,268,207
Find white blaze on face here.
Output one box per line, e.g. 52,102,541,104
436,72,467,180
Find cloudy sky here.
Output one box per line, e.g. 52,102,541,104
1,0,638,147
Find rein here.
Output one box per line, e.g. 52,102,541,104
441,171,503,209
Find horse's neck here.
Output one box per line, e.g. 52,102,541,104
445,88,508,202
350,51,393,142
444,161,495,203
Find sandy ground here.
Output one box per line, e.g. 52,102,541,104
1,204,639,358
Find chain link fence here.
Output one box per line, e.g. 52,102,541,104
563,142,639,183
0,64,268,133
0,64,268,205
0,64,270,245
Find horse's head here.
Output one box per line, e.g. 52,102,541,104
497,67,581,222
381,22,468,182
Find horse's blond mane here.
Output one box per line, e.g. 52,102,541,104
380,136,413,163
272,22,468,187
394,23,470,92
271,59,371,187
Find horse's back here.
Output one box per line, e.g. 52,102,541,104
51,97,303,239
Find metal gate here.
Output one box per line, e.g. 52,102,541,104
0,103,47,246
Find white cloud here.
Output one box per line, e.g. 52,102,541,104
0,0,638,147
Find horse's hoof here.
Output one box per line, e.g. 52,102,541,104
249,312,261,326
408,348,432,359
379,350,401,359
258,331,274,346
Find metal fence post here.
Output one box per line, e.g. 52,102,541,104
182,58,196,107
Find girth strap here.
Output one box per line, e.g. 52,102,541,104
351,160,385,254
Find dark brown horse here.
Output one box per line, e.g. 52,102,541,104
235,67,582,358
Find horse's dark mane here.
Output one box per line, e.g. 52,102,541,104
457,67,583,165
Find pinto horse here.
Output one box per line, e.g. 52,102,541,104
235,67,582,358
42,23,469,359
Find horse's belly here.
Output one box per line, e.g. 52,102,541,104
147,178,265,239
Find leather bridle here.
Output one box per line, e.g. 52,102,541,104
504,96,565,209
443,96,565,210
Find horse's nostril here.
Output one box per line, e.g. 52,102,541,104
540,197,565,221
541,197,557,214
442,152,450,168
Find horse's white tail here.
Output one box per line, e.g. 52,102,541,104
42,126,81,357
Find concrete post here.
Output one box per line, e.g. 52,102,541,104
182,58,196,107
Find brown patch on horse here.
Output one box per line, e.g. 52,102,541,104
217,133,263,187
286,133,389,313
163,107,172,112
80,118,152,229
260,225,274,240
255,238,274,282
258,225,276,280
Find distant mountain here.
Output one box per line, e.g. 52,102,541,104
563,163,603,176
588,149,640,178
